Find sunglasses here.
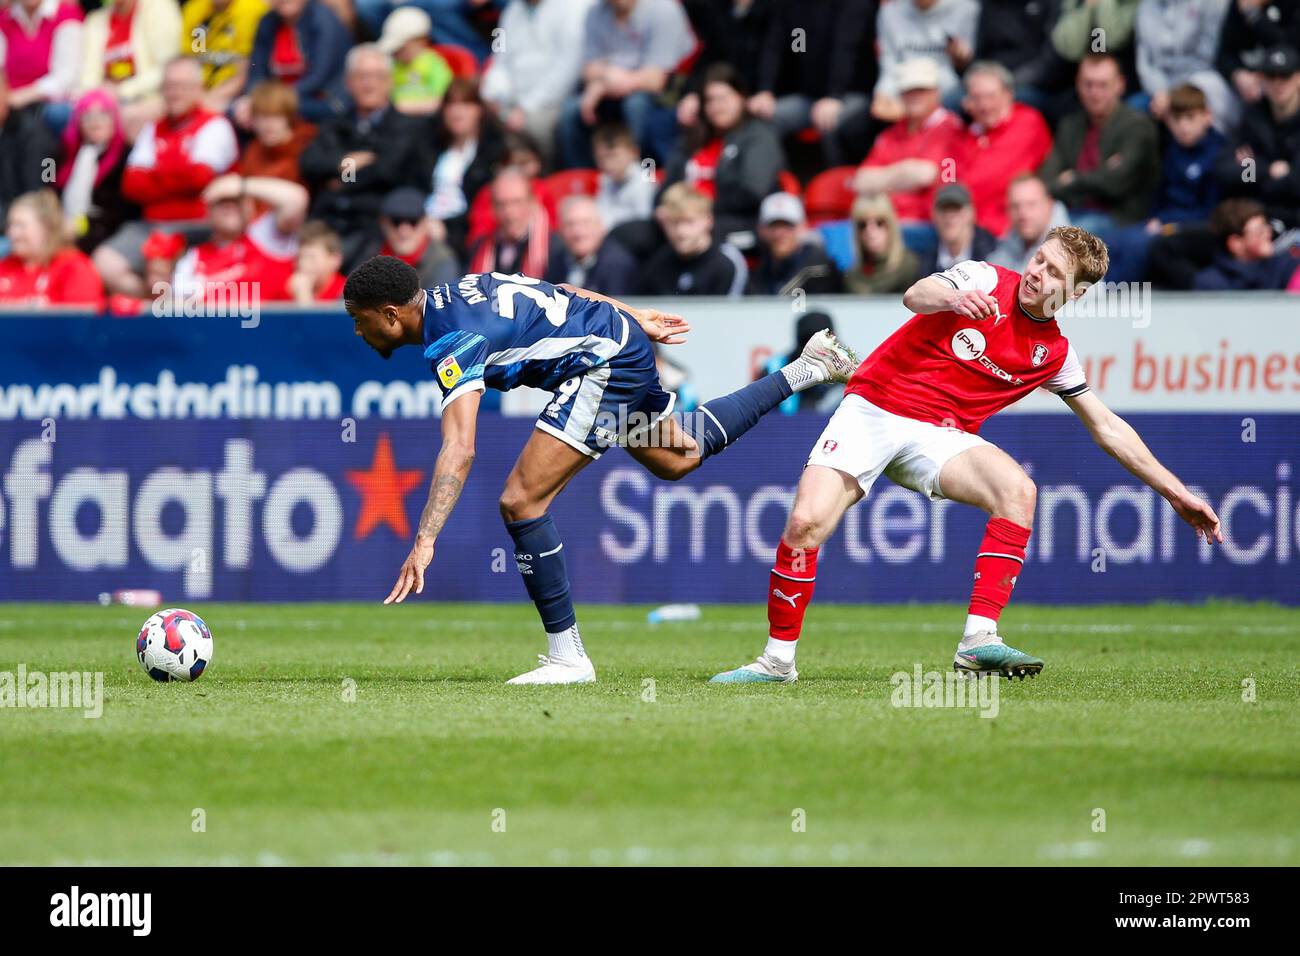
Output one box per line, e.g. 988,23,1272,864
389,217,422,228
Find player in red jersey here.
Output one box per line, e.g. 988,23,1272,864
710,226,1224,684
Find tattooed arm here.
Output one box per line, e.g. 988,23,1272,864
384,390,482,604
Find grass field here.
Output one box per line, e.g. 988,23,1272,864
1,601,1297,866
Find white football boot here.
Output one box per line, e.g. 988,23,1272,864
790,329,859,386
505,654,597,685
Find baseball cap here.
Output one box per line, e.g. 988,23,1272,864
894,58,941,93
377,7,433,55
933,183,972,209
1259,46,1300,77
759,191,806,226
381,187,428,221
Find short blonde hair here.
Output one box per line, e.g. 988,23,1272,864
8,189,67,263
658,182,712,219
1045,225,1109,285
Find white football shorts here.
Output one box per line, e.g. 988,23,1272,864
806,393,990,501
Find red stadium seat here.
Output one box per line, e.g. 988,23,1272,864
544,168,600,199
802,165,858,224
433,44,480,79
778,170,801,196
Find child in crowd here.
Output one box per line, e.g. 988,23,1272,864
286,221,346,302
378,6,453,116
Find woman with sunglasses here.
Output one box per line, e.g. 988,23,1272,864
844,194,920,294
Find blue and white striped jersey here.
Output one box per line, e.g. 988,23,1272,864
422,272,631,409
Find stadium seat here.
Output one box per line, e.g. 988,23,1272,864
544,169,600,199
815,219,856,272
778,170,801,196
803,165,858,225
434,44,480,79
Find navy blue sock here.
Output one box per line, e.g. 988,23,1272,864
681,372,793,460
505,514,577,633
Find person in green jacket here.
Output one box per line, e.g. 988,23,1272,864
1052,0,1139,64
1039,52,1160,230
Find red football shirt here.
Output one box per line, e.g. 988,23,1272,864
171,213,297,304
270,23,305,85
103,9,136,83
847,260,1089,434
0,249,104,309
684,139,724,199
955,103,1053,237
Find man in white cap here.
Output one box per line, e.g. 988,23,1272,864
747,191,843,296
853,58,964,227
377,6,453,116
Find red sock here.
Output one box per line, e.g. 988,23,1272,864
968,518,1031,621
768,540,818,641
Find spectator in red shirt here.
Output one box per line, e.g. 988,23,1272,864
954,61,1054,238
465,131,560,250
853,58,964,226
285,220,346,303
94,56,239,297
0,189,104,309
170,172,308,306
467,167,564,277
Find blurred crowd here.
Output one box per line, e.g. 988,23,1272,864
1,0,1299,313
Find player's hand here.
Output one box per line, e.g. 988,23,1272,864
949,289,1000,321
1172,493,1223,544
633,308,691,345
385,536,436,604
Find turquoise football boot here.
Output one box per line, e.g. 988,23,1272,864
953,632,1044,680
709,654,798,684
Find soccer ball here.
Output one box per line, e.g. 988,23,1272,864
136,609,213,682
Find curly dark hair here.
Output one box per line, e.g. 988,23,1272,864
343,256,421,311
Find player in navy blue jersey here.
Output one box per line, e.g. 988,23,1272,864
343,255,859,684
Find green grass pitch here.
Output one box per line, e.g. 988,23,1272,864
1,601,1297,866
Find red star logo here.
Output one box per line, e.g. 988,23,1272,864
345,433,424,539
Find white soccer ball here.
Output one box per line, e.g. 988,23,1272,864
135,608,214,682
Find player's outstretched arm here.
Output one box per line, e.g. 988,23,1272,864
384,390,482,605
557,283,691,345
1065,391,1223,544
902,275,1000,321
